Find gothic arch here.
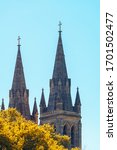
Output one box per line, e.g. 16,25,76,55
63,122,71,136
63,124,67,135
71,125,75,146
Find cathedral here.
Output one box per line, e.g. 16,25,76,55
1,23,82,149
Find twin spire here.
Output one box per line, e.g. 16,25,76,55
13,21,65,90
9,36,37,121
6,22,81,120
12,36,26,90
44,22,81,112
52,21,68,79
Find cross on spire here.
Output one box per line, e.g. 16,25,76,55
58,21,62,32
12,36,26,90
18,36,21,46
52,21,68,79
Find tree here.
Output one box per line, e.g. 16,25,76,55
0,108,80,150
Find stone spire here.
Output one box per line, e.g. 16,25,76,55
40,89,46,113
32,97,38,124
1,98,5,110
48,23,72,111
12,36,26,90
9,36,30,120
74,87,81,113
52,22,68,79
40,24,82,149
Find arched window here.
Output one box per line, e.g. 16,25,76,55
63,124,67,135
71,126,75,146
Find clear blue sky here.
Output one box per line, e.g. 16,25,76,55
0,1,99,150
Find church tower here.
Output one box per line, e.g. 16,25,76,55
40,23,82,149
9,36,31,120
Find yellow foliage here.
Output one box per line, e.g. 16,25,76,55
0,108,71,150
71,148,80,150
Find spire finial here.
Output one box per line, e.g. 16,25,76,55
77,87,79,91
42,88,44,92
18,36,21,46
58,21,62,33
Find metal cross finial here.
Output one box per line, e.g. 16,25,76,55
18,36,21,45
58,21,62,32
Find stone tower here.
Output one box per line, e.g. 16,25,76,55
40,23,82,149
9,36,38,122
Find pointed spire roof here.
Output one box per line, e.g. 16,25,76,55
52,22,68,79
12,36,26,90
40,89,46,107
32,97,38,116
1,98,5,110
75,87,81,106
